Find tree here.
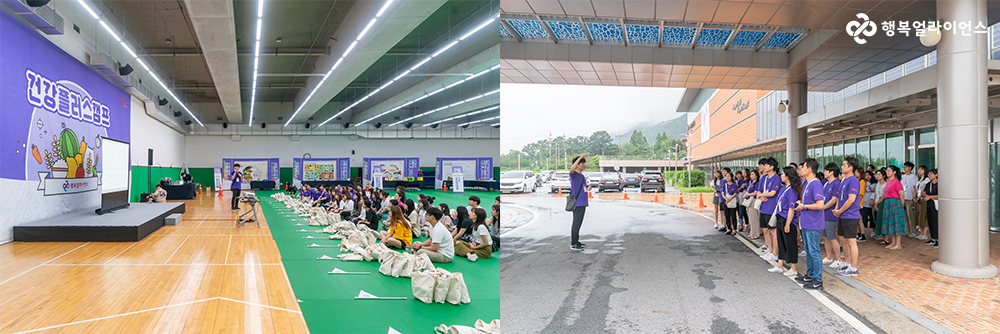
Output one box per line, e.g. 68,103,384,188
625,130,651,156
589,131,616,156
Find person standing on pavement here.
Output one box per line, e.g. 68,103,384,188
794,158,826,289
769,166,802,277
832,156,862,277
712,170,724,231
736,170,750,232
854,168,868,243
922,169,940,248
756,157,782,261
569,154,591,251
881,166,907,251
722,169,739,235
914,165,931,241
746,170,761,240
901,162,919,238
820,163,843,268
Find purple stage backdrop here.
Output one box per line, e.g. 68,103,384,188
1,10,130,195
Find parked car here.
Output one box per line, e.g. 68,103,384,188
622,173,640,188
639,170,665,192
550,171,571,193
586,172,602,188
598,173,624,192
500,170,537,194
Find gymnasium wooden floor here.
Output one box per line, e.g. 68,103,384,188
0,192,308,333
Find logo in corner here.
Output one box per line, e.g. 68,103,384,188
63,180,70,191
846,13,877,44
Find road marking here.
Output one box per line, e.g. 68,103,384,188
500,203,539,236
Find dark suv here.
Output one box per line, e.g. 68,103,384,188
597,173,624,192
639,170,665,192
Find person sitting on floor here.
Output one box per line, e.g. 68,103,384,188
147,184,167,203
437,203,455,232
412,207,454,263
487,204,500,234
451,206,475,244
352,199,379,231
454,207,493,261
379,205,412,249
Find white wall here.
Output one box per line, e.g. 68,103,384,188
130,96,186,167
184,135,499,168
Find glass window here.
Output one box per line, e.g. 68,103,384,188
833,141,843,166
871,134,886,167
844,139,856,161
886,132,905,167
919,127,935,145
823,143,833,164
856,137,870,168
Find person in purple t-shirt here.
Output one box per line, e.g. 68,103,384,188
832,156,862,277
794,159,826,289
568,153,591,251
820,163,844,268
769,166,803,277
755,157,782,261
230,163,242,210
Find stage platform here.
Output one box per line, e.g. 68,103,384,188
13,202,186,242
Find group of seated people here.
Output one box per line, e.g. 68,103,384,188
297,183,502,263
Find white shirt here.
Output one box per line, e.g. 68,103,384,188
915,177,930,198
429,222,454,259
901,173,918,200
340,200,353,212
475,225,492,246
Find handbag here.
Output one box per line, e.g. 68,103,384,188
741,195,755,208
565,174,586,212
768,187,790,228
724,184,738,209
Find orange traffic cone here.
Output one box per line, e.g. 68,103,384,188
588,191,593,199
199,187,203,196
653,191,659,203
558,187,562,196
443,182,447,192
678,193,685,205
623,190,629,200
218,187,224,198
698,193,705,207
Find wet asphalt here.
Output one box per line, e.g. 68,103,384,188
499,195,862,334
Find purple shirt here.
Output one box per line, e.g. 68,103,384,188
569,171,588,207
839,175,861,219
737,179,749,192
723,181,739,199
231,171,242,189
776,186,798,226
759,173,782,215
823,179,841,222
800,179,825,230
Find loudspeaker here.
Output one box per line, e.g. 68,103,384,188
261,123,267,129
159,98,168,106
304,122,311,129
374,122,382,129
223,122,228,129
118,63,134,76
343,122,350,128
405,122,413,129
185,120,193,125
148,149,153,166
26,0,51,7
173,111,182,117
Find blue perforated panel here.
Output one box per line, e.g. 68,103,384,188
625,25,660,43
586,23,623,41
662,26,696,44
992,24,1000,49
928,50,937,66
730,30,766,47
500,26,512,37
547,21,586,40
762,32,801,48
696,29,732,45
507,20,549,39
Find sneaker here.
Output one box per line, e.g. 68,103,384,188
822,258,834,265
578,242,587,248
857,235,867,242
764,253,778,261
784,269,798,277
836,263,850,272
932,241,939,248
908,233,917,238
794,275,814,283
870,232,877,238
570,244,584,251
467,253,478,262
916,235,928,240
804,281,824,290
924,240,935,245
798,250,807,257
759,245,768,251
767,267,784,273
840,268,858,277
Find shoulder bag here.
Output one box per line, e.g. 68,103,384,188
725,184,738,209
565,173,586,212
767,187,790,228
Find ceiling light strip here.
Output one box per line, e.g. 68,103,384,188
249,0,265,126
423,105,499,127
75,0,204,126
388,88,499,127
317,14,498,127
457,115,500,127
348,66,498,127
284,0,396,127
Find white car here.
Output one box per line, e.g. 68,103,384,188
500,170,537,194
549,171,571,193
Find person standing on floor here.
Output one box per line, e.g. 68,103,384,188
922,169,939,248
230,163,242,210
568,153,590,251
873,169,888,244
854,168,868,243
880,166,907,251
769,166,802,277
861,171,877,240
746,170,761,240
736,170,750,232
914,165,931,241
832,156,862,277
794,159,826,290
820,163,843,268
901,162,919,238
756,157,782,261
722,168,739,235
712,170,724,230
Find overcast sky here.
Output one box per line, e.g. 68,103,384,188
500,83,692,153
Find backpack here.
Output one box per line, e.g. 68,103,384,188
489,228,500,252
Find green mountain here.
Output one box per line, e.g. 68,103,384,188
621,115,689,144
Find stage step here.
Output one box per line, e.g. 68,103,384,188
165,213,182,226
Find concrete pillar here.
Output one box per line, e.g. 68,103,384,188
932,0,998,278
786,82,808,164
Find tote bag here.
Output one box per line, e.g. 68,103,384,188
565,175,585,212
768,187,790,228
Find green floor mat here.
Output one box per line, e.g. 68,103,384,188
257,191,499,334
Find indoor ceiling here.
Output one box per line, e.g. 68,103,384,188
96,0,498,126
